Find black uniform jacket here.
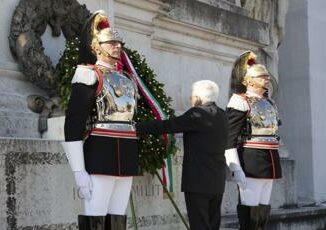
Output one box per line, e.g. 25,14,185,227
64,83,139,176
136,102,228,194
226,107,282,179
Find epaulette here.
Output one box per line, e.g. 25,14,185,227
226,93,249,112
71,65,98,85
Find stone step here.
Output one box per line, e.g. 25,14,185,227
221,205,326,230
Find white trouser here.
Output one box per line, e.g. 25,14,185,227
84,175,133,216
239,177,273,206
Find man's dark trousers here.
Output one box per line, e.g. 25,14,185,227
185,192,223,230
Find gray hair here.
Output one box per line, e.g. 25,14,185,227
192,80,219,104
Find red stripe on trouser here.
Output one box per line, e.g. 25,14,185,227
117,138,120,175
269,150,276,178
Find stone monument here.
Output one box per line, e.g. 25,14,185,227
1,0,326,229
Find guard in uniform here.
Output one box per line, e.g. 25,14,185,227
224,51,282,229
62,11,138,229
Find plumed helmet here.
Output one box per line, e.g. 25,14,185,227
90,10,123,49
230,50,257,94
230,50,278,98
78,10,123,64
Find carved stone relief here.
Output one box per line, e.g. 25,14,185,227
8,0,90,96
8,0,91,132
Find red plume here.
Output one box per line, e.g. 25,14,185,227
247,58,256,66
98,19,110,30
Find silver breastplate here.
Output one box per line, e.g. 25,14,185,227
93,71,137,123
247,96,279,137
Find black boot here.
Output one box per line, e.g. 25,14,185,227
237,205,250,230
249,206,260,229
78,215,106,230
237,205,261,230
105,214,112,230
110,215,127,230
258,204,271,229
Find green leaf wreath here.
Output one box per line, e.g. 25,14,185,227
56,38,177,174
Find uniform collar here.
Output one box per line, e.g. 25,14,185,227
96,60,115,70
246,90,263,99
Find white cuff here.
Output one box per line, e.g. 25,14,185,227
61,141,85,172
224,148,242,171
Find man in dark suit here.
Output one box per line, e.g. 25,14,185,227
136,80,228,230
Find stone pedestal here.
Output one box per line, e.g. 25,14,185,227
0,139,80,229
0,138,189,229
0,134,300,229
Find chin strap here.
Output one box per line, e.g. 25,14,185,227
93,43,121,61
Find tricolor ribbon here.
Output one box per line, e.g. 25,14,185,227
120,51,174,193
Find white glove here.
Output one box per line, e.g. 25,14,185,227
232,169,247,189
225,148,247,189
74,170,92,201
